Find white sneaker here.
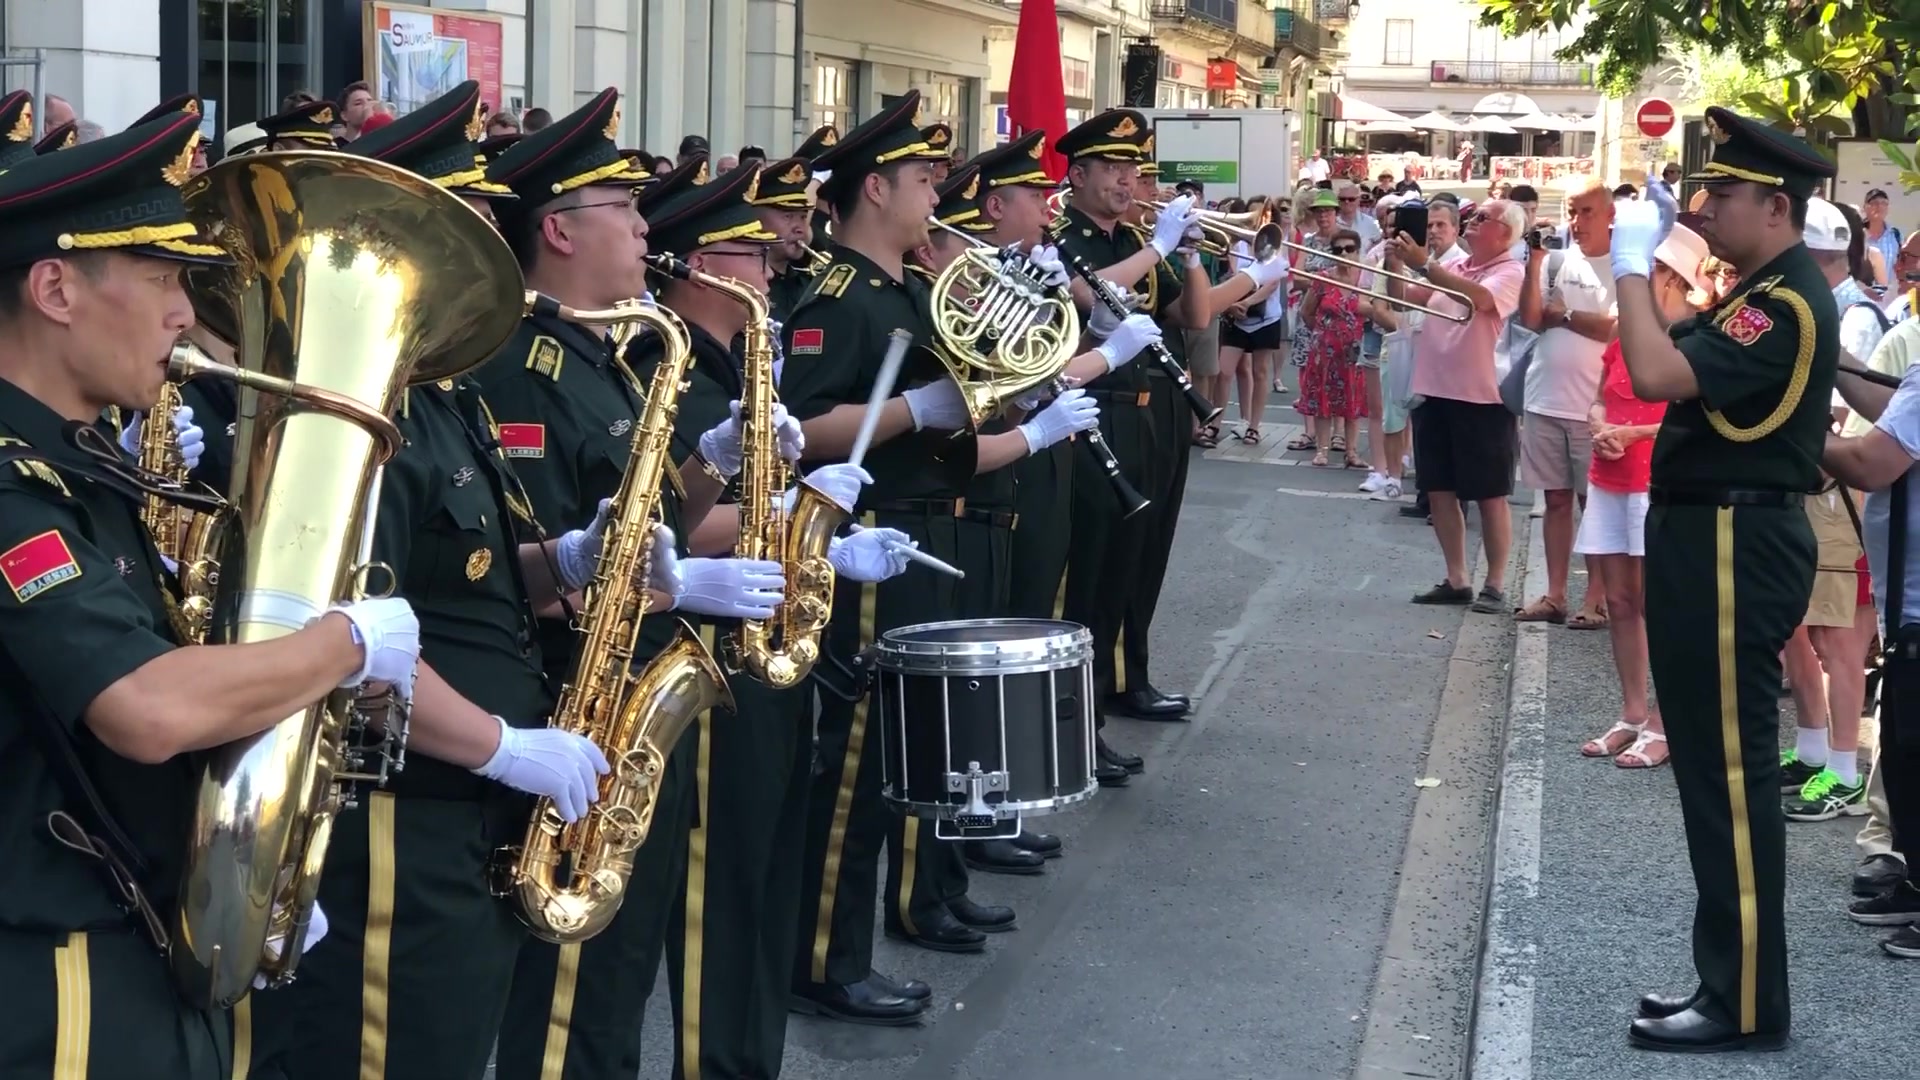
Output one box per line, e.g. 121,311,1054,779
1359,471,1386,493
1371,478,1403,501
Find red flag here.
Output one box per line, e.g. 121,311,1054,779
1005,0,1069,181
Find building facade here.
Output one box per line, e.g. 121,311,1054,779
984,0,1152,141
2,0,1006,162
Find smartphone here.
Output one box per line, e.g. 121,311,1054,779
1397,202,1429,249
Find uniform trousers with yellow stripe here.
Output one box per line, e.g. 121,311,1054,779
243,790,530,1080
1060,387,1155,717
0,924,231,1079
493,732,696,1080
1643,502,1812,1035
1120,366,1194,694
664,625,813,1080
1008,440,1075,620
793,506,992,989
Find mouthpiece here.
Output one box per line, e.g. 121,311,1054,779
645,253,695,281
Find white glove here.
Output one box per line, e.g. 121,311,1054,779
1087,296,1124,340
1019,388,1099,453
255,901,329,989
554,499,611,591
903,381,971,431
792,462,871,513
646,523,786,618
1242,250,1291,289
1150,194,1202,258
1011,387,1047,413
473,717,611,824
1611,171,1676,281
330,596,421,701
697,401,804,477
119,406,205,474
1095,313,1162,372
828,528,914,582
1026,243,1071,290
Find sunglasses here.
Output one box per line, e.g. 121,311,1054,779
1330,244,1359,254
1338,196,1360,203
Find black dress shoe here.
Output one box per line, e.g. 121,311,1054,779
885,908,987,953
863,971,930,1002
962,839,1046,876
1097,734,1144,774
1010,830,1062,858
1628,1008,1788,1053
1095,761,1131,787
1855,853,1908,897
789,980,926,1026
1105,689,1189,720
1636,989,1699,1020
946,895,1017,932
1138,684,1191,710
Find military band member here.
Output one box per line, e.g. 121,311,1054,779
475,89,792,1080
749,154,823,324
33,119,77,155
243,81,617,1080
0,90,38,170
918,123,955,183
0,111,418,1080
225,98,340,156
634,161,913,1080
795,123,839,256
782,89,983,1022
1609,108,1837,1053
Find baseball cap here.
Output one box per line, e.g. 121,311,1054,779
1804,196,1851,252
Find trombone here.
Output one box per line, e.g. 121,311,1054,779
1134,200,1473,324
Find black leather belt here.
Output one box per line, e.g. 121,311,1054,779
1085,388,1153,407
871,498,1017,528
1648,486,1805,508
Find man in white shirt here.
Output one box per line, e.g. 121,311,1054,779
1513,176,1617,624
1305,149,1330,185
1338,181,1382,248
1810,197,1891,408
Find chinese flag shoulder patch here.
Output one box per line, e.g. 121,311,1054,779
790,328,825,356
1724,304,1775,347
497,423,546,459
1,529,81,603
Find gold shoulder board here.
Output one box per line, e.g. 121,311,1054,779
819,264,856,299
0,435,69,496
525,334,565,381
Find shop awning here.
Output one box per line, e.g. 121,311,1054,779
1408,110,1467,132
1337,95,1410,124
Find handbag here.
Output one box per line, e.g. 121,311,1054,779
1497,250,1566,417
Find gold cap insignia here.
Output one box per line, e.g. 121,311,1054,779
465,98,486,142
312,107,334,125
465,548,493,581
8,101,30,143
821,129,839,147
1029,134,1046,160
961,172,980,200
184,98,201,116
1141,133,1155,156
56,129,74,150
744,165,762,203
780,161,806,184
437,378,456,391
1707,115,1730,145
604,104,622,140
694,160,710,184
928,127,949,147
1109,115,1140,138
162,133,198,187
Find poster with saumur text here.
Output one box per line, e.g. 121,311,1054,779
362,2,506,117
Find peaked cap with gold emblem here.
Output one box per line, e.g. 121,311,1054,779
476,132,523,165
0,91,35,170
485,87,652,210
33,121,76,156
794,124,840,162
749,155,814,209
1686,105,1834,199
933,163,993,234
646,161,780,257
348,80,512,200
1055,108,1150,163
636,153,710,215
813,89,930,199
962,129,1054,191
246,99,340,152
915,122,955,161
133,93,202,129
0,111,229,268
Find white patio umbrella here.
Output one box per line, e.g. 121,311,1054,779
1337,94,1411,125
1510,112,1574,131
1349,119,1418,134
1409,110,1468,132
1466,115,1519,135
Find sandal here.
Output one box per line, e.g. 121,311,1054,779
1345,453,1366,469
1330,433,1347,453
1581,720,1643,758
1614,730,1669,769
1513,596,1567,624
1287,432,1314,451
1241,426,1262,445
1566,611,1609,631
1311,450,1329,466
1193,423,1220,448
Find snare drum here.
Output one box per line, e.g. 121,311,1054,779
875,618,1097,839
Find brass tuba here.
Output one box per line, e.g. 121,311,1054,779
168,149,525,1008
494,287,736,943
136,379,220,642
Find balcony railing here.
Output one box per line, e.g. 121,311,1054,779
1429,60,1593,88
1150,0,1238,32
1274,3,1322,57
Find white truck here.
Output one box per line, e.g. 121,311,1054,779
1138,109,1296,200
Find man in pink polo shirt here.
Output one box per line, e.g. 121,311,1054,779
1384,199,1528,611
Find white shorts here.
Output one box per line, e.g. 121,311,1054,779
1574,486,1649,557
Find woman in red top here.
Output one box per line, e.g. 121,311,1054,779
1573,223,1713,769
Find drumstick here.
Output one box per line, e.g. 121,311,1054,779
846,329,913,472
850,524,966,578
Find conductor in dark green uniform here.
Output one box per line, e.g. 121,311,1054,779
635,161,914,1080
242,80,621,1080
0,110,420,1080
477,88,789,1080
1610,107,1836,1053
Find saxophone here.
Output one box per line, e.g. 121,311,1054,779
688,263,845,688
496,287,736,944
139,370,222,643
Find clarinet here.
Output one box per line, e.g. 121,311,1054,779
1053,246,1223,424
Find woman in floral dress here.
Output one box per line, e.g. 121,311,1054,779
1294,228,1369,467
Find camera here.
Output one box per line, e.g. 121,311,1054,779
1526,227,1564,251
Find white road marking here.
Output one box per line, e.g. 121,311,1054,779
1272,486,1383,501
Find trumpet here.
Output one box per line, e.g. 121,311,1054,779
796,242,832,272
1134,200,1473,324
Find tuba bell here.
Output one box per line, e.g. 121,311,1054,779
168,149,526,1008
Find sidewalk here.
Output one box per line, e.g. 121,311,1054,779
1472,523,1920,1079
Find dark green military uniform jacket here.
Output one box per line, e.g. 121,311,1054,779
0,378,197,934
372,377,554,805
180,377,238,494
1651,243,1839,490
1054,203,1187,370
767,261,817,326
476,311,689,679
779,246,974,504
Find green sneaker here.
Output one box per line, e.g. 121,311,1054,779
1784,768,1869,822
1779,750,1822,793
